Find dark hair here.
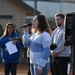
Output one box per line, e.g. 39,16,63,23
36,14,52,35
54,13,65,19
2,22,15,37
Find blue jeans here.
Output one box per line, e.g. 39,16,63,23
30,62,50,75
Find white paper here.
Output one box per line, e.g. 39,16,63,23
5,41,18,55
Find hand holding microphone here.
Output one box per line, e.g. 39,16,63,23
20,23,32,32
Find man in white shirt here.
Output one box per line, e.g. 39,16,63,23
50,13,71,75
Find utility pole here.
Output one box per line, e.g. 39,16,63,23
34,0,37,15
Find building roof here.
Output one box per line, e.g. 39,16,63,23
16,0,40,15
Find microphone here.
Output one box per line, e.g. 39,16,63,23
20,23,32,28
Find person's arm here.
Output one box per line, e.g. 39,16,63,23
0,37,9,47
22,32,30,47
22,26,30,47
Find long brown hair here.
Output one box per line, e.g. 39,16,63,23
2,22,15,37
36,14,52,36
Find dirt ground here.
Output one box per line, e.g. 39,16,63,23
0,62,74,75
0,63,27,75
0,63,51,75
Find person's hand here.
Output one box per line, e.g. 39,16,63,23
12,40,17,44
38,65,43,75
23,26,28,32
8,37,12,40
38,69,43,75
51,51,58,56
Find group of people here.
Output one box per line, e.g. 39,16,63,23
0,13,71,75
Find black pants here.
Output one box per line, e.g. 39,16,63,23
4,63,17,75
50,57,70,75
27,57,31,75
